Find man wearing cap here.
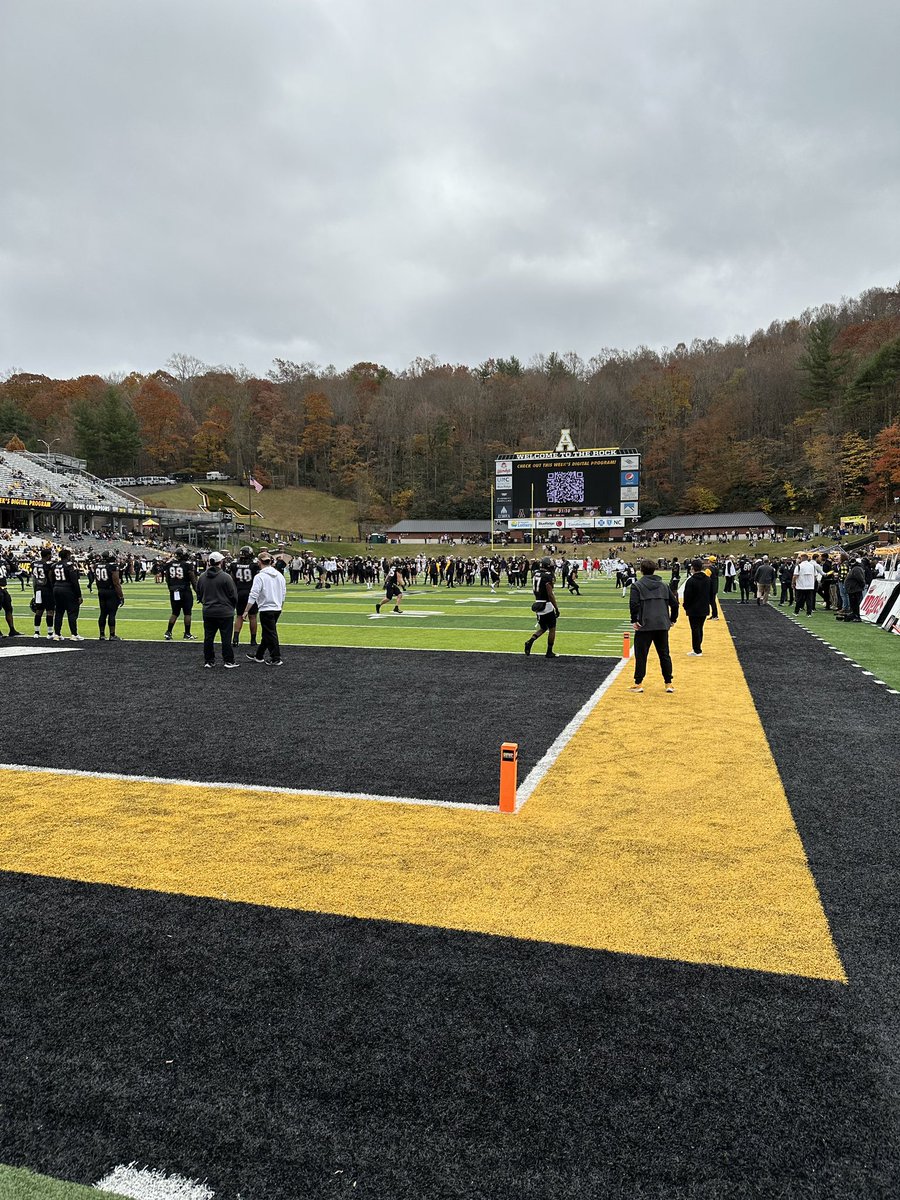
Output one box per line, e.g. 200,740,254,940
244,551,287,666
195,552,239,668
752,555,776,605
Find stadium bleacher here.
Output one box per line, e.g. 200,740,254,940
0,451,146,510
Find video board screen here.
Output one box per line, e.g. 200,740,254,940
510,457,621,517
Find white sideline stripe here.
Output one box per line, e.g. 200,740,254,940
514,657,628,812
95,1163,214,1199
0,644,78,657
0,761,497,813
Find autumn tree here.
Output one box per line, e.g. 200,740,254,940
132,377,192,468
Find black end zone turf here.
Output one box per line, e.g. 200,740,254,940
728,603,899,986
2,869,897,1200
0,644,615,805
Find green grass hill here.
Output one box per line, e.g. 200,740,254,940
135,484,359,539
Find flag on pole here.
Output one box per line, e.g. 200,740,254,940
249,477,264,493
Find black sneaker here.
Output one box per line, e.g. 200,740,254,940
393,606,401,613
164,632,173,640
265,659,284,667
375,603,382,613
524,640,532,656
249,639,257,647
232,635,239,646
109,635,122,641
546,652,559,658
247,654,264,662
8,630,21,637
183,633,196,641
98,635,106,641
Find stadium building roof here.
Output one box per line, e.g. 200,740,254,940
636,511,780,532
384,520,494,534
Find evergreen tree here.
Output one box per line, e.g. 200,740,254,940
74,386,141,475
798,318,851,409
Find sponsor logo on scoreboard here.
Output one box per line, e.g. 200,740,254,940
620,486,639,501
621,500,639,516
620,470,639,486
495,459,513,475
619,454,640,470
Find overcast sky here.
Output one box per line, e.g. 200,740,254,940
2,0,899,380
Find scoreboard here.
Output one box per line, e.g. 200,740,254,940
494,438,640,528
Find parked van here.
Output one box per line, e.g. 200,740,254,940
205,471,229,482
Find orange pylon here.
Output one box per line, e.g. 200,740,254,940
499,743,518,812
623,631,631,659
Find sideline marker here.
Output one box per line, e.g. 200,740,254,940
499,742,518,812
622,631,631,659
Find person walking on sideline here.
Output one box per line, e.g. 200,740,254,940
753,555,776,605
244,551,287,666
629,559,679,693
196,551,238,668
524,557,560,658
683,558,711,657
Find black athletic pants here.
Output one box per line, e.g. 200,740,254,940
633,629,673,685
203,614,235,664
252,610,282,663
794,588,815,615
98,591,119,635
52,587,79,636
688,614,706,654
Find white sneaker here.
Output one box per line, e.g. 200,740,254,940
70,635,84,641
686,650,702,656
33,632,40,639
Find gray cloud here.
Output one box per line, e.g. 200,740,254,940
2,0,899,378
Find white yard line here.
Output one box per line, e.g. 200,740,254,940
0,760,499,813
514,657,628,812
95,1163,215,1200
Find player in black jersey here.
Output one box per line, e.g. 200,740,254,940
229,546,259,647
375,560,404,614
95,552,125,640
0,558,22,637
163,549,197,640
524,557,560,658
31,547,55,637
51,548,83,640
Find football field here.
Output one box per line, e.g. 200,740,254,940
1,581,899,1198
29,574,634,657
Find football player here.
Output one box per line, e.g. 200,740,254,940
31,546,56,638
229,546,259,648
51,548,84,640
95,551,125,640
163,548,197,640
0,556,23,638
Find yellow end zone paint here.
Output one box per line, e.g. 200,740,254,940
0,615,845,981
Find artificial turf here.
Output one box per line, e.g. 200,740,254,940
0,1164,129,1200
4,576,633,659
0,644,614,805
720,591,900,690
0,868,895,1199
1,603,898,1197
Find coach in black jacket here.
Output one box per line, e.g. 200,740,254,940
683,558,711,656
196,552,239,667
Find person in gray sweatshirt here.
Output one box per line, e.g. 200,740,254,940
196,551,239,668
628,558,679,693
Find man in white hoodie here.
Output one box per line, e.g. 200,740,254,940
244,551,287,666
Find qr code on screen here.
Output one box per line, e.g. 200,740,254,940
546,471,585,505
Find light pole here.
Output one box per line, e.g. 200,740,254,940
39,438,60,460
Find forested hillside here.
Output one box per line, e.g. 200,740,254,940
3,284,900,524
